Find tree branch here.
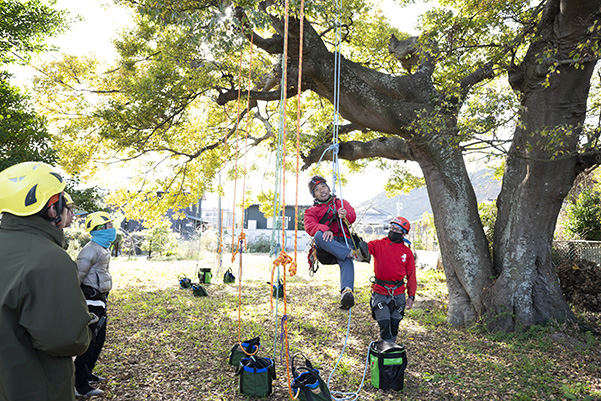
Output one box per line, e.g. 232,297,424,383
302,137,413,170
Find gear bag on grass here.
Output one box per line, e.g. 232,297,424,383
272,279,284,299
197,268,212,284
236,356,276,397
229,337,260,366
223,268,236,283
178,274,192,289
191,283,208,297
369,340,407,391
290,354,332,401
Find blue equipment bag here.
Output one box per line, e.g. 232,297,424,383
291,354,332,401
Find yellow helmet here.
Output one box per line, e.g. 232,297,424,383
64,192,74,206
85,211,113,232
0,162,66,216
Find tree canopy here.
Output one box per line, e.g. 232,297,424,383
33,0,601,331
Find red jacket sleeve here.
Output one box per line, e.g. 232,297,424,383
405,249,417,297
304,205,329,236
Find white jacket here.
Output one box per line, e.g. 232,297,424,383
77,241,113,294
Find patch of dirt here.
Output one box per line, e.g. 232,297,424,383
557,259,601,312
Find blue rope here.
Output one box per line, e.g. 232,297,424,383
326,308,372,401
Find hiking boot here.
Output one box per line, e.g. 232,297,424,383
358,240,371,263
88,374,106,383
340,287,355,309
75,384,103,397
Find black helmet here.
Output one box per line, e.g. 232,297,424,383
308,175,328,197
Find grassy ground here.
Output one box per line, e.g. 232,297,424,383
87,252,601,400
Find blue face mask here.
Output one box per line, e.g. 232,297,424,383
91,227,117,248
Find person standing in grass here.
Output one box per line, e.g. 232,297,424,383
368,216,416,343
304,175,367,310
0,162,92,401
74,211,116,397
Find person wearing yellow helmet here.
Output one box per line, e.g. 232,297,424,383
74,211,116,396
0,162,92,400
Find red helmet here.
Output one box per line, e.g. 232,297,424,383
391,216,410,233
308,175,328,196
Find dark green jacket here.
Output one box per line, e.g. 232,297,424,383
0,214,91,401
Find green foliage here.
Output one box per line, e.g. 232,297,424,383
140,222,181,259
0,72,57,171
0,0,68,64
64,177,107,214
478,201,497,255
384,162,426,196
565,189,601,240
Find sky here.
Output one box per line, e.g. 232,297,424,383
8,0,427,209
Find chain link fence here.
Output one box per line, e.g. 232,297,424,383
552,240,601,266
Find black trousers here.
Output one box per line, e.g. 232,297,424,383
75,304,107,389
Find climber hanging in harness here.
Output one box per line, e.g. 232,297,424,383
367,216,417,343
304,175,370,310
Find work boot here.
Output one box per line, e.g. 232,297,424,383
88,373,106,383
358,240,371,263
340,287,354,309
75,384,103,397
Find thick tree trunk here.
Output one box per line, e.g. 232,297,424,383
485,0,598,331
411,141,494,325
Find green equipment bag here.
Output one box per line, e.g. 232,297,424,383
197,268,212,284
291,354,332,401
369,340,407,391
229,337,260,366
191,283,208,297
236,356,276,397
223,268,236,284
272,279,284,299
178,274,191,289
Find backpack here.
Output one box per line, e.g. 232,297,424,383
291,354,332,401
369,340,407,391
223,268,236,283
229,337,260,366
236,356,276,397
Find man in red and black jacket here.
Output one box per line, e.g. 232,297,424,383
368,216,416,343
304,175,363,309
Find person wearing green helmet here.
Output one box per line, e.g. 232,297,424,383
74,211,116,397
0,162,93,401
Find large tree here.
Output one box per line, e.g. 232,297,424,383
35,0,600,331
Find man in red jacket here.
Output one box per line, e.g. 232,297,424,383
304,175,364,309
368,216,416,342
